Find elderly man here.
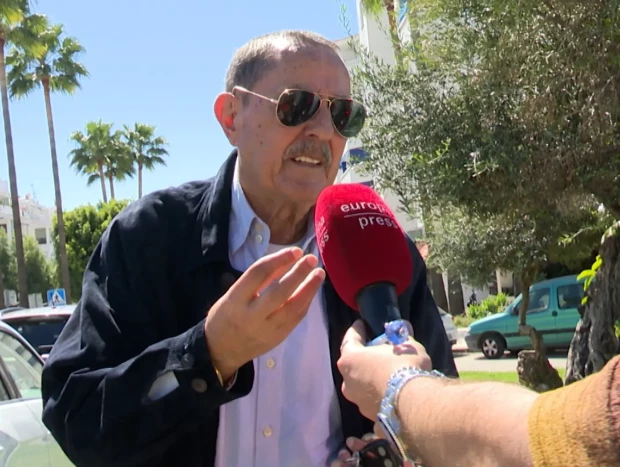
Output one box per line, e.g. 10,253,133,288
42,30,457,467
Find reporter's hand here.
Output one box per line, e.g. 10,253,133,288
331,433,377,467
337,320,432,420
205,247,325,380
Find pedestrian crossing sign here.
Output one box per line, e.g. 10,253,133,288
47,289,67,307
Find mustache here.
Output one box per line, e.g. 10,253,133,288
285,140,332,165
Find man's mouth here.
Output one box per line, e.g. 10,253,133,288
291,156,323,166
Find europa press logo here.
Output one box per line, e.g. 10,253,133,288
317,215,329,250
340,200,400,230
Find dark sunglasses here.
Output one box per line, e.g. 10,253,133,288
233,86,366,138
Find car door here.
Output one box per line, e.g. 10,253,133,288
0,329,51,467
507,287,556,349
555,282,585,347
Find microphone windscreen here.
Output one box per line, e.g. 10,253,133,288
315,183,413,310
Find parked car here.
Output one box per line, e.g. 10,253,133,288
464,275,585,359
0,305,75,361
0,319,74,466
438,307,458,345
0,307,25,317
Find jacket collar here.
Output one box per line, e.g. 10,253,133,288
193,149,238,266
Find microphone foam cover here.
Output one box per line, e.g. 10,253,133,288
315,183,413,310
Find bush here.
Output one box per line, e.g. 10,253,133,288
466,293,512,320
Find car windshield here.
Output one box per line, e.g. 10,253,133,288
6,317,69,353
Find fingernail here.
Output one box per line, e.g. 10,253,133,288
346,437,356,448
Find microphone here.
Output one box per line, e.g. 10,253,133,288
315,183,413,344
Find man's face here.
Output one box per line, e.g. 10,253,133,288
217,46,351,207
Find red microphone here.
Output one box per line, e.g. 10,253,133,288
315,183,413,339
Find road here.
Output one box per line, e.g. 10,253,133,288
454,351,568,373
453,328,568,373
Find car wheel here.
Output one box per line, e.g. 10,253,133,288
480,333,506,359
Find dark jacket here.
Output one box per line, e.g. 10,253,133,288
41,151,457,467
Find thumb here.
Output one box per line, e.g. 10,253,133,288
341,319,367,351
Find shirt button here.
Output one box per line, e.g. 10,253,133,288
255,234,263,243
265,358,276,369
262,426,273,437
191,378,208,393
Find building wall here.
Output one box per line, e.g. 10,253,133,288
0,179,55,260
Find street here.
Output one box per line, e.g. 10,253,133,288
453,328,568,372
454,351,568,373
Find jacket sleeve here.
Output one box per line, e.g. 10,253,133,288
528,355,620,466
405,238,459,377
41,196,254,467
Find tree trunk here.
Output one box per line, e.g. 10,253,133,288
565,233,620,385
383,1,405,71
447,273,465,316
43,81,71,303
516,270,563,392
138,163,143,198
108,175,115,200
428,268,449,311
98,162,107,202
0,39,28,307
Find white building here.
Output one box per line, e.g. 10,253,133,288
0,179,55,260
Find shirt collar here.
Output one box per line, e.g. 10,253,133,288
229,159,317,256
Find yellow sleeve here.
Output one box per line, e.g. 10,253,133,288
527,356,620,467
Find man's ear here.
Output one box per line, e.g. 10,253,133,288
214,92,239,145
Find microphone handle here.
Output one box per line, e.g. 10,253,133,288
355,283,402,338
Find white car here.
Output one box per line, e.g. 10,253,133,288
0,320,73,466
438,307,458,345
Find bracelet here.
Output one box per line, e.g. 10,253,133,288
213,366,237,391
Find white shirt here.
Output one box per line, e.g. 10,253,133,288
214,161,343,467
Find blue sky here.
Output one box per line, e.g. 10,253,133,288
0,0,359,210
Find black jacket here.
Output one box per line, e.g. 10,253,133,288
41,151,457,467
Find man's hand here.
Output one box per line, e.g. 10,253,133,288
205,247,325,380
337,320,432,420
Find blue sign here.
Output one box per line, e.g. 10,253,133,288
47,289,66,306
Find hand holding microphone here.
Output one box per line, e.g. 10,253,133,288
314,183,414,345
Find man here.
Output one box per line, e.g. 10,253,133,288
42,30,456,467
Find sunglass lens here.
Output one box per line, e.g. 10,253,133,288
277,90,321,127
330,99,367,138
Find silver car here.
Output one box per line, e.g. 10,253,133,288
0,320,73,466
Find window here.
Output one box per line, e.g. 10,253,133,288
34,227,47,245
527,288,550,314
557,284,584,310
8,316,70,355
0,223,6,233
0,331,43,399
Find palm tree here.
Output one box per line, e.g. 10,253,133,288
7,20,88,304
69,120,115,202
103,132,134,199
0,2,45,307
123,123,169,198
360,0,404,69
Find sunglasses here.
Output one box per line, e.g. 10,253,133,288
233,86,366,138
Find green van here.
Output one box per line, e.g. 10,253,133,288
464,275,585,359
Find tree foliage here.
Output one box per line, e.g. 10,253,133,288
352,0,620,219
22,235,53,293
0,229,54,296
53,199,129,300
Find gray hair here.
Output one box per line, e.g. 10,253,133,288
225,30,340,93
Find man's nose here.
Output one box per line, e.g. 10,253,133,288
304,101,336,140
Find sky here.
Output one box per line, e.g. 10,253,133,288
0,0,359,210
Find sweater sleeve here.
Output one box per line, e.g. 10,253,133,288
527,355,620,466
